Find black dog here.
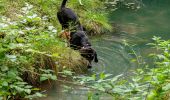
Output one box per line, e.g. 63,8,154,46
57,0,83,30
57,0,98,68
70,30,98,68
80,47,98,68
69,31,90,50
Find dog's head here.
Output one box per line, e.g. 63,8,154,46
79,47,98,68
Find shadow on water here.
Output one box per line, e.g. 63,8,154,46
39,1,170,99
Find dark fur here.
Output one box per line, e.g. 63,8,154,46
70,31,98,68
57,0,83,30
57,0,98,68
80,47,98,68
70,31,90,50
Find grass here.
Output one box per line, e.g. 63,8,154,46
0,0,132,99
0,2,90,99
1,0,112,35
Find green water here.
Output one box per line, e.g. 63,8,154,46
40,1,170,100
112,0,170,41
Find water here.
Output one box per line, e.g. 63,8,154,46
40,1,170,100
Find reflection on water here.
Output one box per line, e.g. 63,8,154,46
119,23,145,34
40,80,113,100
40,82,89,100
111,0,170,42
39,1,170,100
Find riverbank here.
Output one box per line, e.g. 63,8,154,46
0,2,88,99
1,0,170,100
0,0,114,99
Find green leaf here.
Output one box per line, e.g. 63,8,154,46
14,86,24,93
147,90,157,100
105,74,112,78
51,75,57,80
88,92,93,100
93,84,105,91
0,48,6,59
97,86,105,92
32,88,40,91
52,53,61,58
40,76,48,82
35,92,44,97
7,70,17,79
16,82,27,85
111,74,123,83
100,72,105,79
162,83,170,91
16,37,25,43
2,81,8,86
6,54,17,62
112,87,125,94
25,85,33,89
92,74,96,80
24,89,31,94
0,66,8,72
103,83,112,89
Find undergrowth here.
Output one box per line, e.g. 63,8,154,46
55,37,170,100
0,3,88,99
0,0,112,35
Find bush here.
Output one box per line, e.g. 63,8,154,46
0,3,88,99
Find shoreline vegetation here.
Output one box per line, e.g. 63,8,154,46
0,0,169,100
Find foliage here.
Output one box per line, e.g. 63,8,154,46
69,37,170,100
70,0,112,34
0,3,87,99
0,62,47,99
1,0,143,36
1,0,112,35
1,0,166,100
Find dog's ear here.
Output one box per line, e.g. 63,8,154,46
94,51,98,63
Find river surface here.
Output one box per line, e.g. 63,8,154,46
40,1,170,100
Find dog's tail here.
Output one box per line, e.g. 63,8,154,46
61,0,68,8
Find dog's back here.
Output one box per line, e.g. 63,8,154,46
70,31,90,49
57,0,81,29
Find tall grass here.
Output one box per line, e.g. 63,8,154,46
1,0,112,35
0,2,89,99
